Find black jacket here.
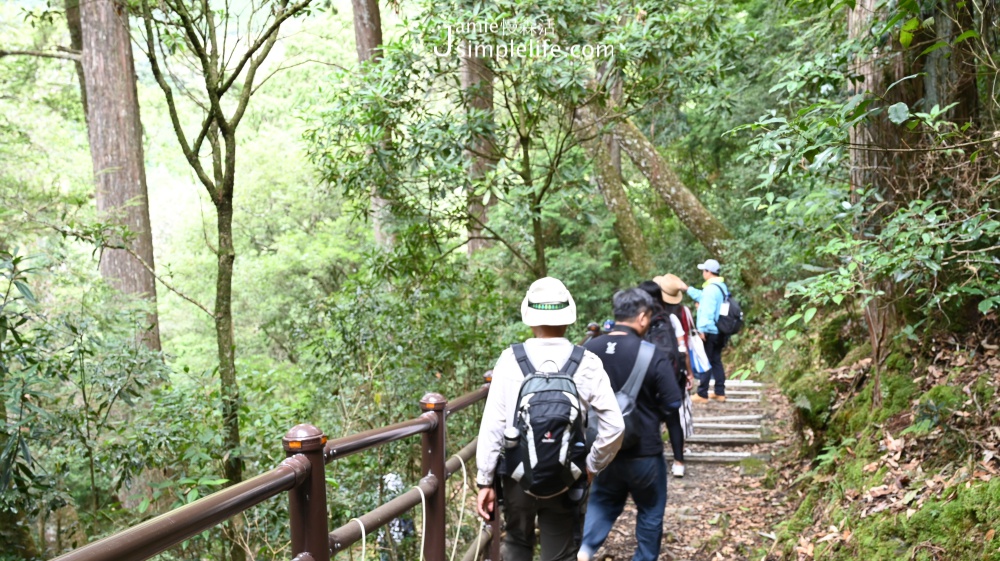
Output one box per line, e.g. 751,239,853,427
584,327,682,458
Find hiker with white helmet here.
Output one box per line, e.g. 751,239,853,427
475,277,624,561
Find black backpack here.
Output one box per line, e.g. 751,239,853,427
507,344,589,499
712,284,744,335
645,311,684,378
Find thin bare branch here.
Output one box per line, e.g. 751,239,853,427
123,246,215,318
218,0,312,97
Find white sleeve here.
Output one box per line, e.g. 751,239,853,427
475,351,513,486
579,353,624,475
670,314,687,353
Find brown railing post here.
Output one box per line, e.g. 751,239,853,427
420,392,448,561
284,424,330,561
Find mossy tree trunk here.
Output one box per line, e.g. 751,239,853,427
611,115,732,256
139,1,313,558
574,109,653,276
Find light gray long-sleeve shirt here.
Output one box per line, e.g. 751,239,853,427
475,337,625,487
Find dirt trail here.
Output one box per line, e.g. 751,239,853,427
591,379,798,560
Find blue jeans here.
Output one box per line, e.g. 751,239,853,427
580,455,667,561
697,332,727,398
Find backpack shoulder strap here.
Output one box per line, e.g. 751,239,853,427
620,341,656,399
561,345,586,378
511,343,535,377
712,283,729,299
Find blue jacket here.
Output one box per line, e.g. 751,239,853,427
686,279,729,335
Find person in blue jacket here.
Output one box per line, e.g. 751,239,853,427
678,259,730,403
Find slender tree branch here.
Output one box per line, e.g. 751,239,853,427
217,0,311,96
140,0,218,198
0,48,80,61
34,218,216,318
469,215,536,272
123,246,215,318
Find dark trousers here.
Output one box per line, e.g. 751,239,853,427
502,477,585,561
664,409,684,461
580,455,667,561
697,332,727,398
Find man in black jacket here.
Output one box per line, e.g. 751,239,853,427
579,288,683,561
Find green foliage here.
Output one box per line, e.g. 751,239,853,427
1,251,169,546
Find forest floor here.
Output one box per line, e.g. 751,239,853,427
591,379,801,561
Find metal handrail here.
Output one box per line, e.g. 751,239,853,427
445,381,490,416
47,374,494,561
52,455,312,561
329,474,440,554
324,414,437,464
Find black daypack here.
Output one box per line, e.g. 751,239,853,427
585,340,655,451
645,312,684,378
507,344,589,499
712,284,744,335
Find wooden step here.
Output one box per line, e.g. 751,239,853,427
693,414,763,423
680,451,771,464
686,433,764,445
692,423,762,431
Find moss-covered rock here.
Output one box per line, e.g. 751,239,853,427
818,313,852,367
786,370,835,434
834,341,872,369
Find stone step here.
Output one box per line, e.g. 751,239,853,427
692,414,763,423
680,451,771,464
725,380,765,387
720,390,762,396
686,433,764,445
692,423,762,431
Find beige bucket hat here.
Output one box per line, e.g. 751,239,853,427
652,274,686,305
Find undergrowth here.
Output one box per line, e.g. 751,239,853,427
763,313,1000,560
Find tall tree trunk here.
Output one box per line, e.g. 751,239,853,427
80,0,161,350
847,0,915,402
462,50,497,254
531,200,547,278
65,0,87,118
923,0,978,125
351,0,392,246
575,111,653,276
610,114,732,256
216,192,244,561
139,2,312,558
